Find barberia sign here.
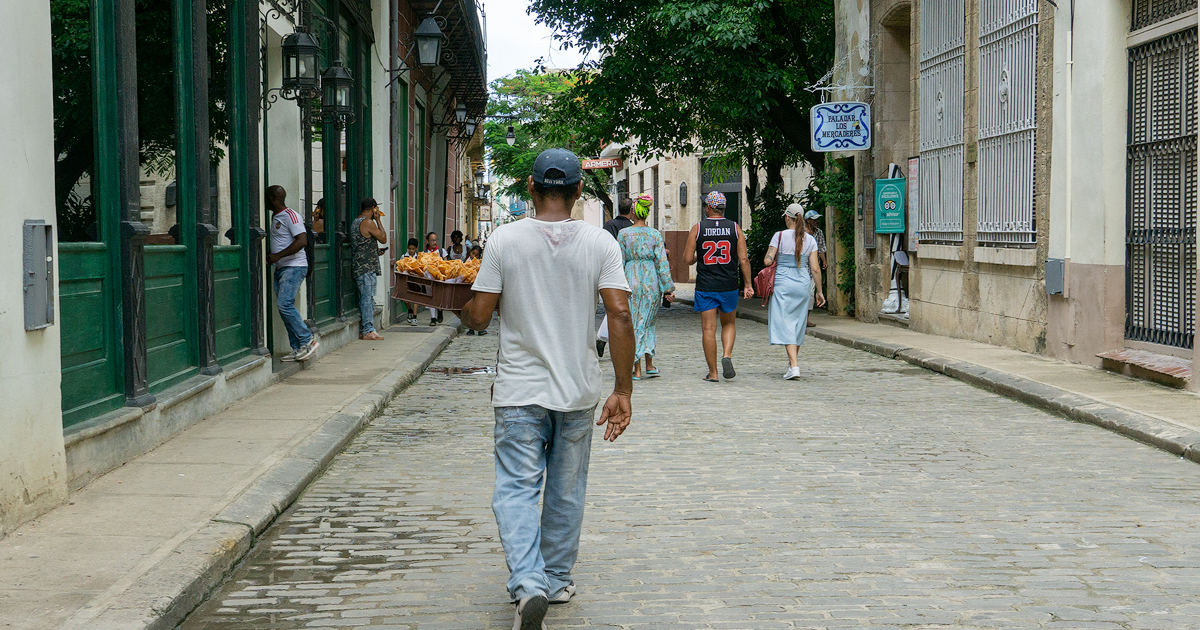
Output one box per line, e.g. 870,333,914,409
582,158,624,170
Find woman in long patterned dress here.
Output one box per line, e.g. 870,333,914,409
618,195,675,379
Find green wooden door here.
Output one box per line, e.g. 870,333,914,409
59,243,124,427
340,240,359,321
144,245,198,392
213,245,249,363
312,243,335,325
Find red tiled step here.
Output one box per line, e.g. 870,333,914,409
1097,348,1193,388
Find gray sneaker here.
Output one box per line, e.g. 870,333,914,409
295,337,320,361
512,594,548,630
279,350,298,362
548,583,575,605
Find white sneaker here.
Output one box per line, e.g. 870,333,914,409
784,367,801,380
295,337,320,361
512,594,548,630
549,583,575,605
279,350,298,362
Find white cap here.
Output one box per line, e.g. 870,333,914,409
783,203,805,218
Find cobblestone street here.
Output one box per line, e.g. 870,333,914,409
180,308,1200,630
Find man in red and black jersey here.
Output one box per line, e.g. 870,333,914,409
684,191,753,382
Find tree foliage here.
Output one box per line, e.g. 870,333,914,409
529,0,835,171
483,69,614,215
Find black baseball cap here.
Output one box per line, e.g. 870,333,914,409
531,148,582,187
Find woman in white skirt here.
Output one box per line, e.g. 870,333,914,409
764,203,826,379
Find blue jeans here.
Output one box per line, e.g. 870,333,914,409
493,405,596,601
274,266,312,351
355,272,377,334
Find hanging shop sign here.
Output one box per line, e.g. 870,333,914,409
810,102,871,152
874,177,906,234
582,157,623,170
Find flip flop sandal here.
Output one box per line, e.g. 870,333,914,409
632,375,642,381
703,376,720,383
644,369,661,378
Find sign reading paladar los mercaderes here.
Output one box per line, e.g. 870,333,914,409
874,178,906,234
810,102,872,152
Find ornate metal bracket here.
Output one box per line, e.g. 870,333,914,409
262,85,321,112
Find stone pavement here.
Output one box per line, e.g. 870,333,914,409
674,285,1200,461
182,308,1200,630
0,321,457,630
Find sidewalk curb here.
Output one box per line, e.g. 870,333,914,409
85,322,461,630
680,299,1200,464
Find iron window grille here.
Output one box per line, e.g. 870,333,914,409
1125,29,1197,349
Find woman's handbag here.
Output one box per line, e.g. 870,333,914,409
754,262,777,306
753,232,780,305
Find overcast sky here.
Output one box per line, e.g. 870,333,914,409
483,0,587,82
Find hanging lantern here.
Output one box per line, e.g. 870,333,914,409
415,17,444,67
465,118,477,136
505,125,516,146
455,102,468,124
281,29,321,95
321,61,354,120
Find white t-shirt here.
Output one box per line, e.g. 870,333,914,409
472,218,630,411
772,229,818,259
270,208,307,268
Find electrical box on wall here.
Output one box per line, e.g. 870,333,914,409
23,220,55,331
1045,258,1065,296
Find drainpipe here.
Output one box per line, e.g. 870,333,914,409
1063,0,1074,296
390,0,400,195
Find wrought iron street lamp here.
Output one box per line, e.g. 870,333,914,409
281,29,321,98
475,168,485,188
321,61,355,124
455,102,468,124
415,17,444,67
464,118,477,136
506,125,516,146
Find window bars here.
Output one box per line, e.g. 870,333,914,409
1132,0,1198,32
1125,29,1198,349
918,0,966,243
977,0,1039,246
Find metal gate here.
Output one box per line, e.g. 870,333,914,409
1126,29,1197,349
918,0,965,243
977,0,1038,245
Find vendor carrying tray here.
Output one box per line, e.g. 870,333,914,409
392,271,475,311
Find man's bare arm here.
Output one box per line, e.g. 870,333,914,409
736,225,754,298
460,291,500,330
363,217,388,244
597,287,634,442
683,224,699,266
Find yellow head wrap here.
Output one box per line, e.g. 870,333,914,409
634,194,653,219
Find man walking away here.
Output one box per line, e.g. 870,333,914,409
603,197,634,239
352,197,387,340
684,191,753,381
266,185,319,361
460,148,635,630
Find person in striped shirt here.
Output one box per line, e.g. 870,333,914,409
266,185,318,361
